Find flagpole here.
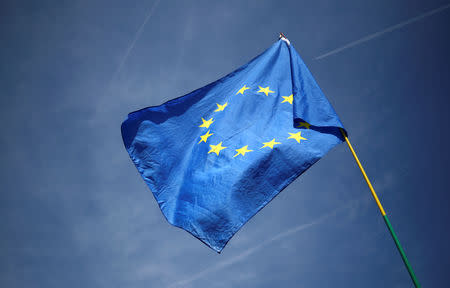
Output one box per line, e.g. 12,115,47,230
339,128,420,287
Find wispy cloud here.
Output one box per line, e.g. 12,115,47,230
110,0,161,83
315,3,450,60
168,202,356,288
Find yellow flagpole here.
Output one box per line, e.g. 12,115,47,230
339,129,385,215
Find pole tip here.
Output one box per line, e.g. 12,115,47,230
279,33,290,45
279,32,287,39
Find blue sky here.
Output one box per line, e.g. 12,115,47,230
1,0,450,287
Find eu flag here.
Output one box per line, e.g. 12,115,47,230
121,38,345,252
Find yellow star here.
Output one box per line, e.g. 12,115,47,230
281,94,293,104
199,117,214,128
257,86,274,96
234,145,253,157
261,138,281,149
198,130,213,144
214,102,228,112
208,142,227,156
296,122,311,129
288,131,307,143
236,85,250,95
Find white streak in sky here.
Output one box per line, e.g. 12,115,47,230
168,204,351,288
315,3,450,60
111,0,161,82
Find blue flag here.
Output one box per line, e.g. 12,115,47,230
121,39,345,252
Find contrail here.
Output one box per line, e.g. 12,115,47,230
168,202,354,288
315,3,450,60
110,0,161,82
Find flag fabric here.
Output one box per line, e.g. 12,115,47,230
121,38,345,252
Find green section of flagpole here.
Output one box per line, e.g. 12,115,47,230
339,128,420,287
383,215,421,287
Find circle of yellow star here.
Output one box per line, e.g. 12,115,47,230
281,94,293,104
257,86,274,96
260,138,281,149
296,122,310,129
214,102,228,112
198,130,213,144
208,142,227,156
199,117,214,128
288,131,307,143
234,145,253,157
236,85,250,95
